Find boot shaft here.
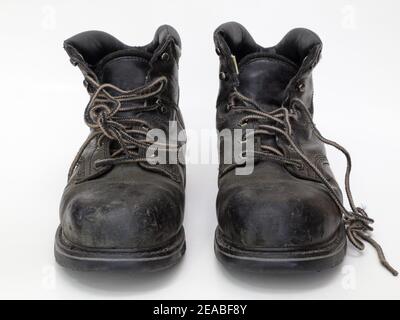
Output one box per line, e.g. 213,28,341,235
65,26,182,106
214,22,322,116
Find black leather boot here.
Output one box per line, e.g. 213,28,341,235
55,26,186,271
213,22,397,275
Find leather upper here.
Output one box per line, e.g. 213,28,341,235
61,165,184,249
60,26,185,250
215,22,344,249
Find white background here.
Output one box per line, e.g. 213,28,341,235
0,0,399,299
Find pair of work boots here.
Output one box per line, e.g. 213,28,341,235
55,22,397,276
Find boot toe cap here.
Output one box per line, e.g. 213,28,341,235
60,180,183,250
217,180,342,249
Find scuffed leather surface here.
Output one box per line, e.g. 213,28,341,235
61,165,184,249
60,26,185,250
217,162,341,249
215,22,343,250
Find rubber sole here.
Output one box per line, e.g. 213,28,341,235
55,226,186,272
214,226,346,273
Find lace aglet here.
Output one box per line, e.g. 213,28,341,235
382,262,398,277
359,232,398,277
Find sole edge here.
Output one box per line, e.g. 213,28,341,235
214,227,346,273
54,226,186,272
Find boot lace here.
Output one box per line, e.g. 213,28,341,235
69,75,178,180
229,89,398,276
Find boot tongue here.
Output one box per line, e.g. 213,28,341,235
238,54,298,110
94,50,152,154
97,49,151,90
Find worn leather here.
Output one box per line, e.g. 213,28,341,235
215,22,344,249
59,26,185,250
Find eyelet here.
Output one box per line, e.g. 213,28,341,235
70,58,78,66
219,72,228,81
215,47,221,56
297,82,306,93
161,52,170,62
159,105,167,114
290,107,300,120
93,160,100,170
297,163,304,170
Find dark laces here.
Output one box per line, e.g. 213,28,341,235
69,75,178,180
230,89,398,276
